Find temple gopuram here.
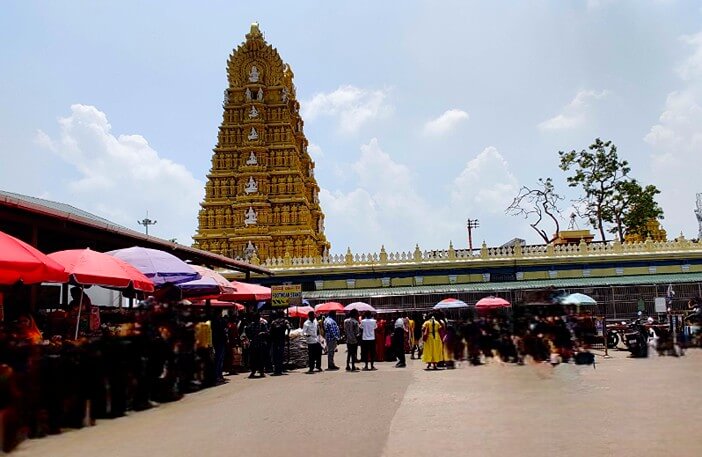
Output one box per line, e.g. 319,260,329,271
193,23,330,262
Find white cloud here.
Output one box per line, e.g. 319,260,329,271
677,32,702,81
423,109,469,136
320,138,434,252
36,104,204,244
645,30,702,239
538,89,608,131
302,85,392,134
307,143,324,160
451,146,519,215
319,140,520,253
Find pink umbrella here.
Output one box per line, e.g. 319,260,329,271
475,296,511,310
220,281,271,301
48,249,154,292
315,301,346,313
344,301,376,313
287,305,314,318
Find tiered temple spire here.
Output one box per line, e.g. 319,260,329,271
193,23,330,261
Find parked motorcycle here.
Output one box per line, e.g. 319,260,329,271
622,319,648,358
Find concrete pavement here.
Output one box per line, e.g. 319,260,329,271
14,350,702,457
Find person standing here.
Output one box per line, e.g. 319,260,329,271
244,312,269,379
269,310,290,376
323,311,341,370
360,311,378,371
422,313,444,370
393,314,407,367
211,310,228,384
344,309,361,371
302,311,322,373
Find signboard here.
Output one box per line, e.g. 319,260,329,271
271,284,302,308
654,297,667,313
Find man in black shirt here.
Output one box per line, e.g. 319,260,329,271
269,310,290,376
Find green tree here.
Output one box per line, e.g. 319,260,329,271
506,177,564,244
559,138,630,242
619,182,664,239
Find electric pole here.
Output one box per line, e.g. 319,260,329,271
138,211,157,236
466,218,479,252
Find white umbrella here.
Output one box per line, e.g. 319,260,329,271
560,293,597,306
433,298,470,310
344,301,377,313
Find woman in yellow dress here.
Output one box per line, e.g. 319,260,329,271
422,313,444,370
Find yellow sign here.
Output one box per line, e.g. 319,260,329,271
271,284,302,308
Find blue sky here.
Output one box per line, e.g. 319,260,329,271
2,1,701,255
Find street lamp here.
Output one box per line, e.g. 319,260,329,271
466,218,479,252
138,211,157,236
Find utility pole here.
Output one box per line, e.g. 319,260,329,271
466,218,479,252
138,211,157,236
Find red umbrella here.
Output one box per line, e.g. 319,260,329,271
48,249,154,292
220,281,271,301
315,301,346,313
192,300,245,311
0,230,68,285
475,296,511,310
287,305,314,318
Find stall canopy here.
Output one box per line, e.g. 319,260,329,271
0,229,68,285
48,248,154,292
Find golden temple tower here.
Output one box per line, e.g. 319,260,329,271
193,23,330,261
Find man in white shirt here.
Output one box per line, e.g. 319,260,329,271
359,311,378,371
302,311,322,373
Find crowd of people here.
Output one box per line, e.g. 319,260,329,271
234,308,603,377
288,309,601,374
0,292,639,453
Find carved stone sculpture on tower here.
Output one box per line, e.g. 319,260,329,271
244,207,257,226
281,87,289,102
257,88,264,101
245,176,258,194
244,241,257,259
249,105,259,118
696,193,702,240
248,127,258,140
246,151,258,165
245,88,252,100
249,66,260,83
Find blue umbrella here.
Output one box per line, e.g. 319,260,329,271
106,246,200,286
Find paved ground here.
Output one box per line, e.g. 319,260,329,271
14,349,702,457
